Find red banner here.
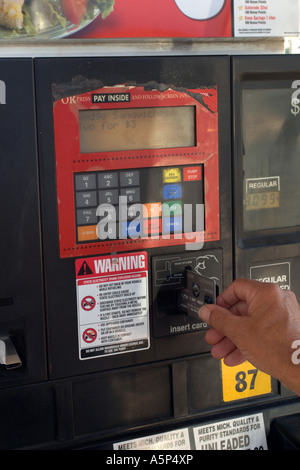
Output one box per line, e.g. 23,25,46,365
72,0,232,39
0,0,231,40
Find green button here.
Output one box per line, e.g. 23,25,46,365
162,200,182,217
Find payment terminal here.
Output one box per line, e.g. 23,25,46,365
35,56,232,380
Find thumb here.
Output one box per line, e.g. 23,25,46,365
199,304,241,339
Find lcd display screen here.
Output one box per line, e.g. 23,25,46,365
79,106,196,153
242,87,300,232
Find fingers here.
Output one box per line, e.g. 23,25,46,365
216,278,269,309
205,327,224,345
214,278,254,309
217,298,249,317
199,303,248,366
198,280,265,369
205,325,246,366
222,348,246,367
198,279,299,377
210,336,237,360
199,304,242,340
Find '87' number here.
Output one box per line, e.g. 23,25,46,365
235,369,258,393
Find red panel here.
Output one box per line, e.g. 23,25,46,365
71,0,232,39
53,84,220,258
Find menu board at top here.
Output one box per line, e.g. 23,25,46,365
0,0,232,40
234,0,300,37
70,0,233,39
1,0,298,40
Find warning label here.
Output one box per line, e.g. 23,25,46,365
76,252,149,360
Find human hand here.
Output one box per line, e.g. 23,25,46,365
198,279,300,395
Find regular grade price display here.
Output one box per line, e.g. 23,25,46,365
244,192,280,210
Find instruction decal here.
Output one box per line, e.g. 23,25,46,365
250,262,290,290
114,428,191,451
76,252,149,360
113,413,267,450
193,413,267,450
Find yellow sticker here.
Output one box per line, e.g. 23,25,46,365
163,167,181,183
221,360,272,402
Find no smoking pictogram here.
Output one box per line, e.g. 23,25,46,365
82,328,97,343
81,296,96,311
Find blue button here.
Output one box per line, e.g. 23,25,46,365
163,216,183,234
163,184,182,200
121,220,142,238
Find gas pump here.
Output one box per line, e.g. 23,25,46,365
0,54,300,450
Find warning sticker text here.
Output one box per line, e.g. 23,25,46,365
76,252,149,360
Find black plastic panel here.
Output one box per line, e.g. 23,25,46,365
0,59,46,388
232,55,300,302
34,56,232,379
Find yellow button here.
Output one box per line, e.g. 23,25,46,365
163,167,181,183
221,360,272,402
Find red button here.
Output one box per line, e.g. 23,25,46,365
183,166,202,182
143,218,161,236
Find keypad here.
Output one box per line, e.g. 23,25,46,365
74,165,204,243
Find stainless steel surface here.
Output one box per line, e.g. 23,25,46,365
0,37,286,58
0,336,22,369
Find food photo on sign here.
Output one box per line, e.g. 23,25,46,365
0,0,115,38
0,0,232,39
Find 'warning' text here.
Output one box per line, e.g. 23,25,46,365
94,254,146,274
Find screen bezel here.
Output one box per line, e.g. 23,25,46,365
78,105,197,153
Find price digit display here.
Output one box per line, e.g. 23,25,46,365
245,192,280,211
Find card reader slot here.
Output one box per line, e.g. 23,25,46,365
157,290,178,315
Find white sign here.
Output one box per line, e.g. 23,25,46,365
193,413,268,450
234,0,300,37
76,252,149,360
114,428,191,450
250,262,291,290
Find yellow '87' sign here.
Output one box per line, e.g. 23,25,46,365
221,360,272,402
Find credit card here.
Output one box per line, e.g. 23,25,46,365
177,269,216,320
